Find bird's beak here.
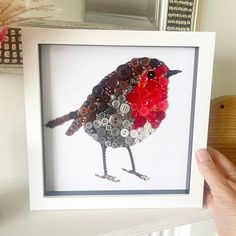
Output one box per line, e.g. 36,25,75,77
166,70,182,78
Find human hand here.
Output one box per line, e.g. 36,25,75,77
196,147,236,236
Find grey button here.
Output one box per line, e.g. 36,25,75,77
98,136,106,144
116,136,124,144
92,134,98,140
120,128,129,137
101,118,109,126
122,120,131,129
93,120,101,129
130,130,138,138
111,128,120,137
105,107,116,115
97,127,106,137
117,94,126,103
105,125,112,131
108,137,115,143
125,136,133,145
127,86,133,92
97,112,106,119
112,100,120,109
111,142,119,149
105,141,112,147
110,94,116,100
109,114,122,127
85,122,93,129
120,103,130,114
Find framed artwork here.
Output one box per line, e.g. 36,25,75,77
23,28,215,210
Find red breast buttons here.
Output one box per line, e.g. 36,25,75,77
155,111,166,121
133,116,146,129
159,77,169,87
130,103,138,111
157,100,168,111
155,65,169,78
116,64,132,81
79,106,89,116
138,106,149,117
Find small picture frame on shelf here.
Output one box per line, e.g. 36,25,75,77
23,28,215,210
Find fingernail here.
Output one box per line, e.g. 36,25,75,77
196,150,210,162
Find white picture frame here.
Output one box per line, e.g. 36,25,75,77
23,28,215,210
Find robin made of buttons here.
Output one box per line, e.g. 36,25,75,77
46,57,181,182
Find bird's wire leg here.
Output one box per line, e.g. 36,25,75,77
95,145,120,182
122,146,150,180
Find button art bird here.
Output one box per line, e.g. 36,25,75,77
46,57,181,182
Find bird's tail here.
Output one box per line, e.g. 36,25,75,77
45,111,83,136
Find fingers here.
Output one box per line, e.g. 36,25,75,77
195,149,229,194
207,146,236,180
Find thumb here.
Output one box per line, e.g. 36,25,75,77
195,149,228,194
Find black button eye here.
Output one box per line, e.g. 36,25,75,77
147,71,155,79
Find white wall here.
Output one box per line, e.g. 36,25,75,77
197,0,236,98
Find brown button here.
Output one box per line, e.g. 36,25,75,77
92,85,104,97
79,116,87,125
87,112,96,121
140,57,150,67
87,94,96,103
114,87,122,96
116,64,132,81
79,106,89,116
119,81,128,90
133,65,143,76
107,77,119,89
102,95,110,103
88,104,97,112
130,58,140,68
97,102,107,112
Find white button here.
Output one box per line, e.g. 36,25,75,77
120,103,130,114
112,100,120,109
130,130,138,138
101,118,109,126
120,128,129,137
